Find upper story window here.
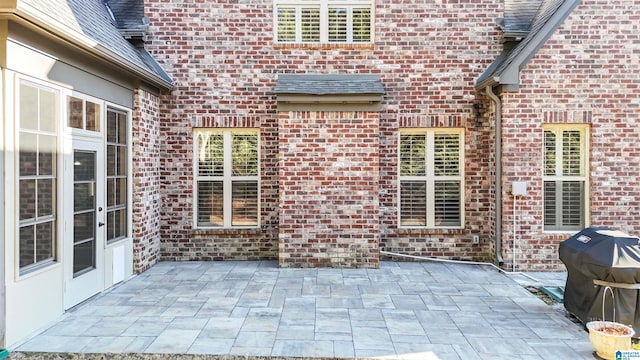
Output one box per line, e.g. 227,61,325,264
194,129,260,228
399,129,464,228
543,125,589,231
274,0,373,43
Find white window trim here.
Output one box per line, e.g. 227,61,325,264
398,128,465,229
65,92,105,138
542,124,590,232
104,104,133,245
273,0,375,44
193,129,261,229
13,75,64,277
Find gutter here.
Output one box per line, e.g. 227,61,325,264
0,7,174,91
485,86,504,266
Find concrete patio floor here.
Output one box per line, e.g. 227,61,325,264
14,260,595,359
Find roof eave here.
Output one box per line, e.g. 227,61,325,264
2,5,174,91
476,0,582,92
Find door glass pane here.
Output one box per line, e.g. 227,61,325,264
74,151,95,182
74,183,94,212
73,150,96,276
74,213,94,242
73,241,95,275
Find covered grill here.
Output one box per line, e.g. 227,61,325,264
559,227,640,334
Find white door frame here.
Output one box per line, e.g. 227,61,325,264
63,137,105,309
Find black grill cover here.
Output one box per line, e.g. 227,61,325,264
559,227,640,334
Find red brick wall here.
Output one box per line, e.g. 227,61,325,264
132,89,162,272
278,111,380,268
499,0,640,270
144,0,501,266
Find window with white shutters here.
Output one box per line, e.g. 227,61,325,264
543,125,589,231
399,129,464,228
274,0,373,43
194,129,260,228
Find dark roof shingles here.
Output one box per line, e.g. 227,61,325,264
23,0,171,87
477,0,579,87
106,0,146,30
275,75,385,95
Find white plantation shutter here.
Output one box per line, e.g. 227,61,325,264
275,0,372,43
400,181,426,227
328,7,347,42
301,8,321,42
562,131,582,176
400,134,426,176
434,181,461,226
277,7,296,42
433,134,462,227
352,8,371,42
195,130,259,228
434,134,460,176
232,181,259,226
399,130,463,228
543,126,588,231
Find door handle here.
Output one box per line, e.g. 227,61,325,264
98,222,105,227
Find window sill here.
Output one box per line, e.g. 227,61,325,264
192,227,264,235
397,227,465,235
17,261,62,281
273,43,374,51
542,230,581,236
106,237,132,248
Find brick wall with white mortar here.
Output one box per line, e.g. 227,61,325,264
132,88,163,272
278,111,380,268
498,0,640,271
142,0,513,267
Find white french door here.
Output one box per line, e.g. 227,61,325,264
64,138,105,309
